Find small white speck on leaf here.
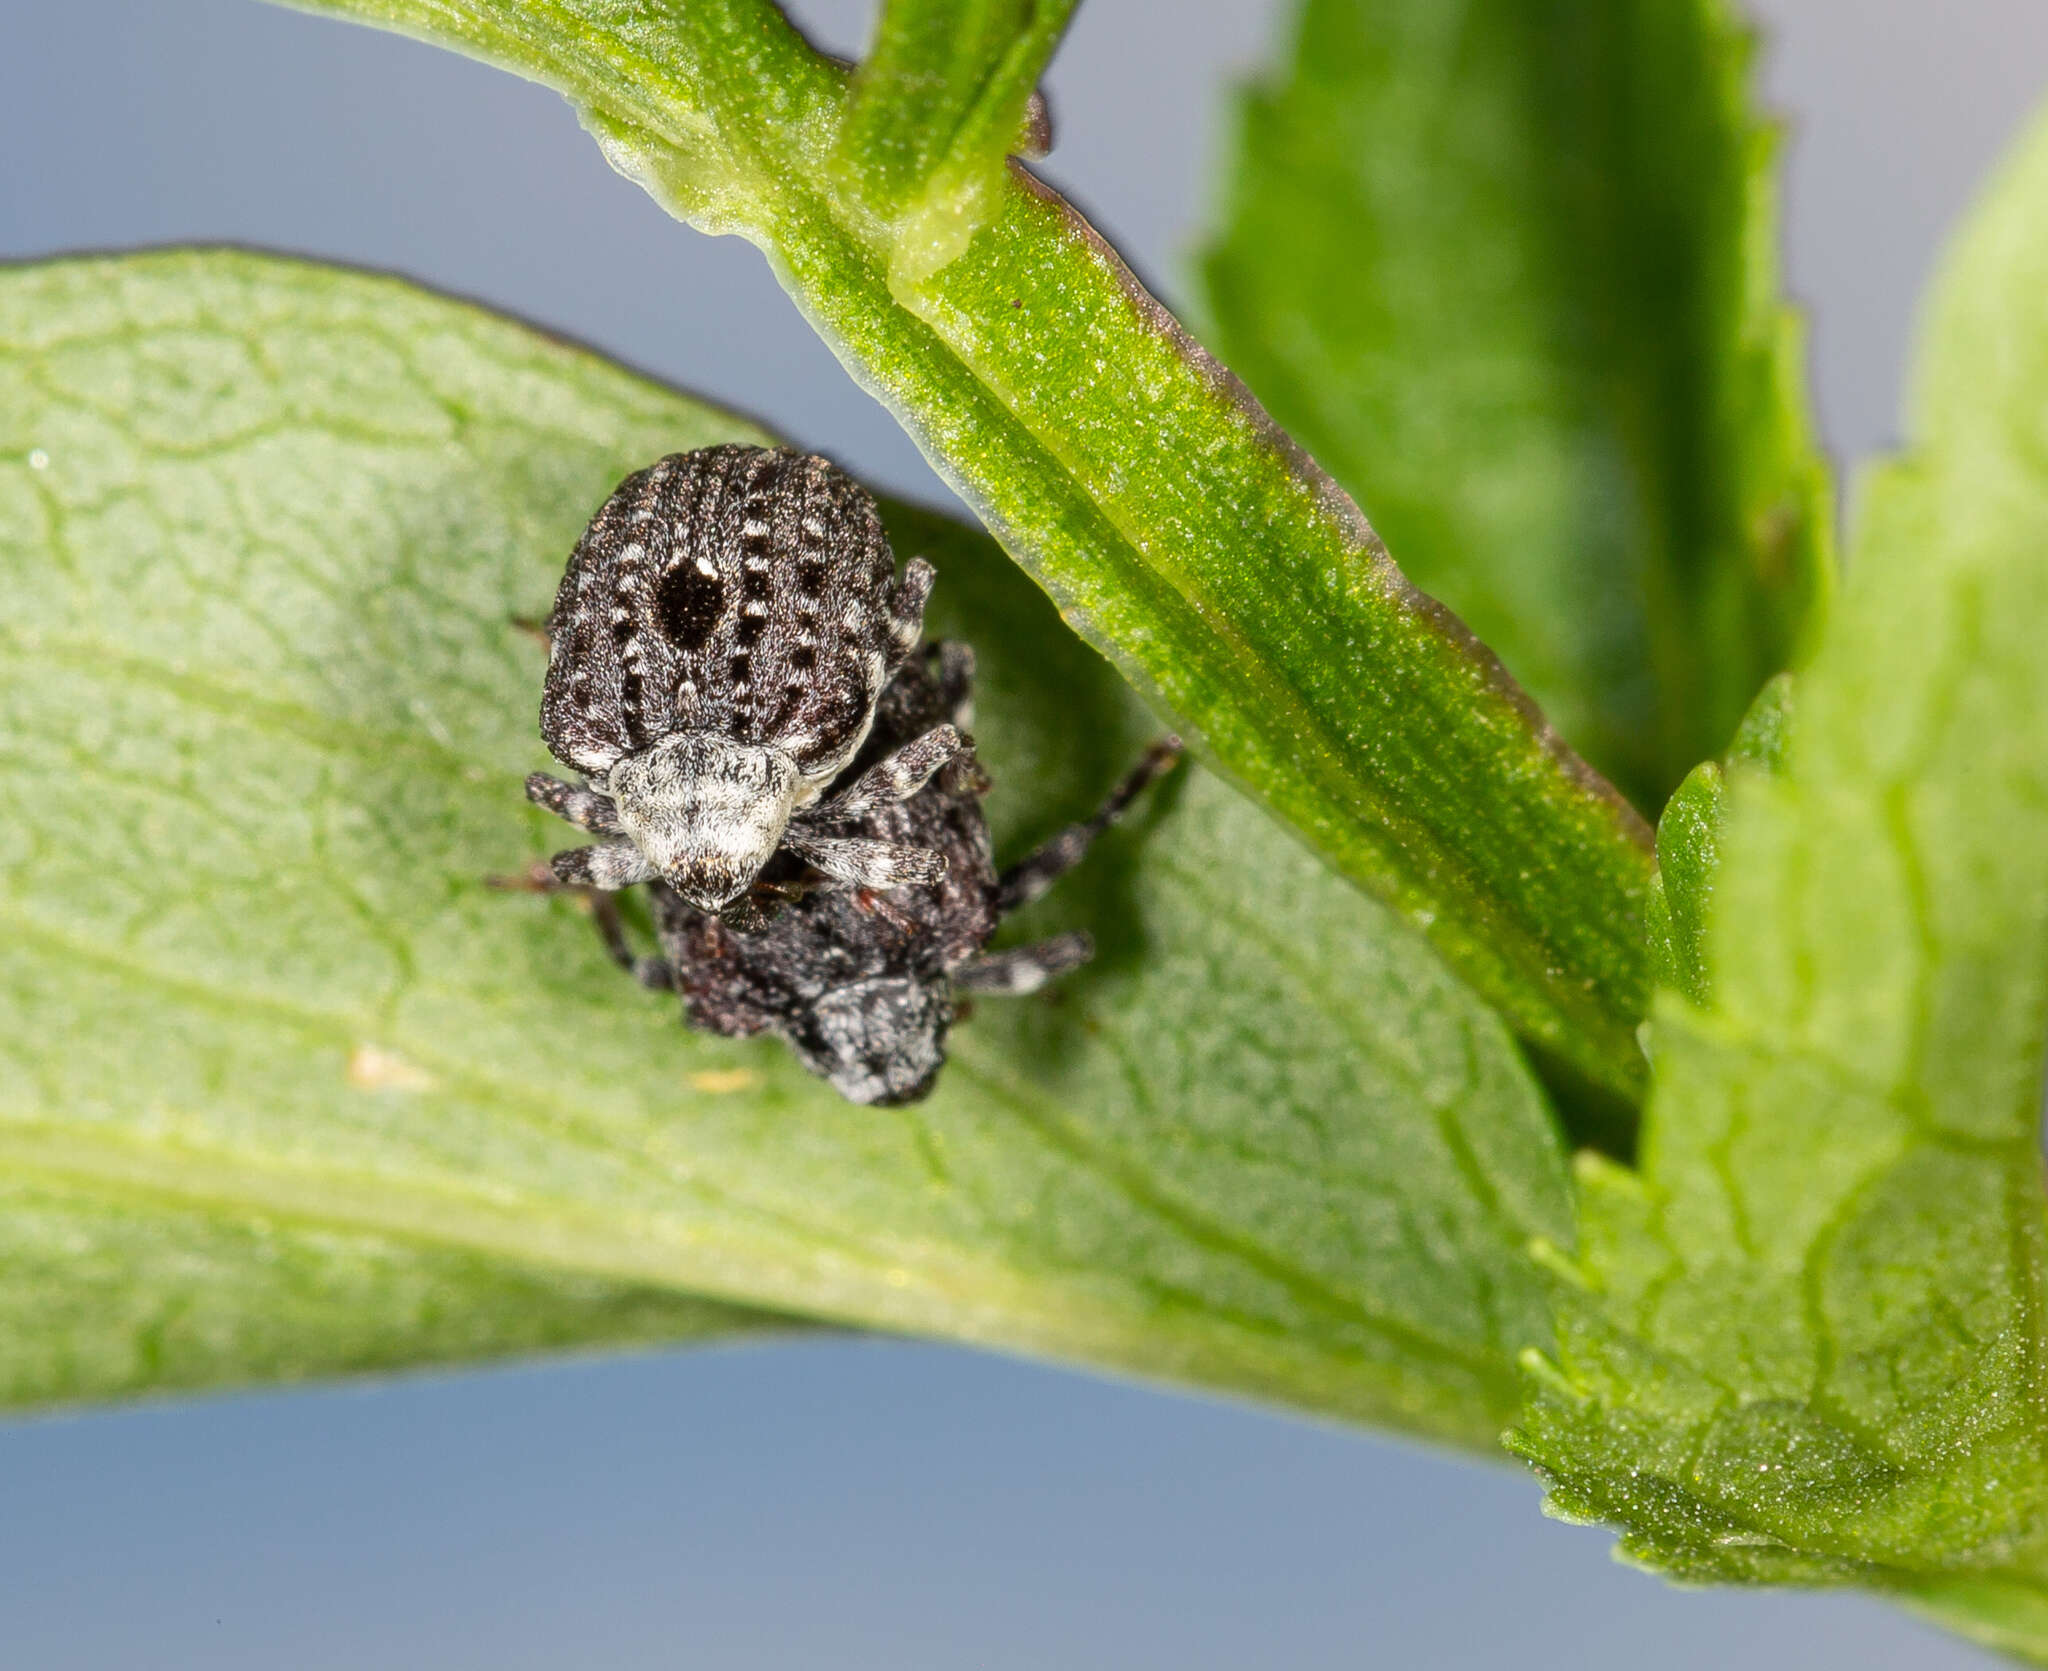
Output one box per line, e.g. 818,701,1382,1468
406,695,454,749
688,1067,757,1094
347,1043,437,1093
27,449,49,470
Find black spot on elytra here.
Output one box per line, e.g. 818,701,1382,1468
735,613,767,647
608,596,644,741
655,563,724,650
618,666,645,745
730,654,752,687
743,568,773,600
790,644,817,671
795,559,827,596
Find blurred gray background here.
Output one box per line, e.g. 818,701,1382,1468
4,1,2045,1665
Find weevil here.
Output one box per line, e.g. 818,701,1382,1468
529,640,1180,1104
530,445,968,926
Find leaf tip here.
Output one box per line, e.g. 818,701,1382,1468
1515,1345,1591,1407
1570,1149,1643,1197
1526,1237,1593,1291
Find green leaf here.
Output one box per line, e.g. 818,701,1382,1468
1198,0,1834,811
269,0,1656,1107
1643,673,1793,1006
0,249,1573,1444
1509,99,2048,1601
833,0,1074,281
0,1177,778,1408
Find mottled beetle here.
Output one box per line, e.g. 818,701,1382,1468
534,639,1180,1104
530,445,970,925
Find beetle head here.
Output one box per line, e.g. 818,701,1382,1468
794,977,951,1105
606,732,802,911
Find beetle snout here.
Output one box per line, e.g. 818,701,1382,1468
607,733,802,912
